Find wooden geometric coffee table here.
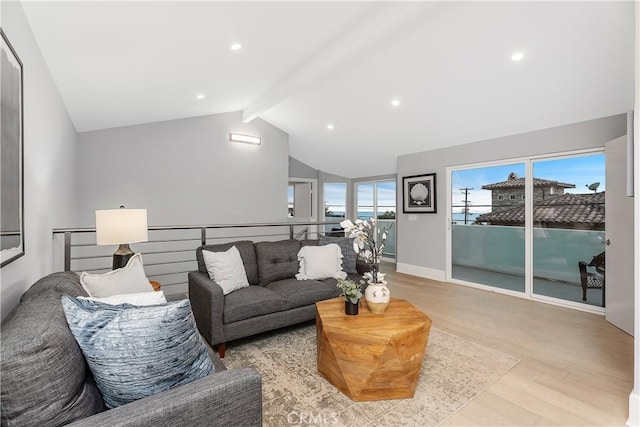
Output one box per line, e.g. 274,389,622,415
316,297,432,401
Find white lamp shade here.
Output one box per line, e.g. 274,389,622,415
95,209,148,245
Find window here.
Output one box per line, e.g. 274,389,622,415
498,195,504,200
509,194,516,200
521,194,525,200
323,183,346,234
356,180,396,258
287,185,294,217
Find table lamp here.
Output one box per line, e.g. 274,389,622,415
96,206,148,269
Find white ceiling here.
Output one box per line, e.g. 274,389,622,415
21,1,635,178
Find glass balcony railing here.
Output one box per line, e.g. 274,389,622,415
378,219,396,259
452,224,605,306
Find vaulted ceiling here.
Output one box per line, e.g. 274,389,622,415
22,1,635,178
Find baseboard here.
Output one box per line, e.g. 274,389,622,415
628,390,640,426
396,263,446,282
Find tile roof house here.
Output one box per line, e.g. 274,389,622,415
481,172,576,210
476,192,605,230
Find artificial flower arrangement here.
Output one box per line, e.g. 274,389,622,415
340,218,393,283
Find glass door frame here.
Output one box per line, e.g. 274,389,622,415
446,148,605,315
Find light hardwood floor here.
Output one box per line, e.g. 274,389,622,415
380,263,634,426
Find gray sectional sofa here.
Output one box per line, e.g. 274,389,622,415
188,238,367,357
0,272,262,427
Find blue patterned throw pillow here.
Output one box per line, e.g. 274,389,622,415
61,296,215,408
319,236,357,274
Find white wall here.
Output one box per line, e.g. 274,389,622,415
0,1,78,320
396,114,628,279
76,111,288,226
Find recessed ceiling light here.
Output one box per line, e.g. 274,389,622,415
327,124,334,130
391,99,400,107
196,94,205,100
230,43,242,51
511,52,524,62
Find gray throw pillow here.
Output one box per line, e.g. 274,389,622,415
319,236,357,274
61,296,215,408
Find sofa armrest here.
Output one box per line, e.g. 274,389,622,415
188,271,225,346
68,368,262,427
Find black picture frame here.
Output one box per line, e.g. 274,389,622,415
403,173,437,213
1,29,25,267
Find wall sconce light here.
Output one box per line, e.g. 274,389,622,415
229,133,261,145
96,206,148,269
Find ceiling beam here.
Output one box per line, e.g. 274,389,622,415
242,1,436,123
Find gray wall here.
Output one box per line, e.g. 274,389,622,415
1,1,79,320
77,111,289,226
289,156,318,180
396,114,628,278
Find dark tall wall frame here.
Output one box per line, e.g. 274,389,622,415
402,173,437,213
1,29,25,267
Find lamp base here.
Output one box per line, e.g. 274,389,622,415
112,244,134,270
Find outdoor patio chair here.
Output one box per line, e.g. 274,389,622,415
578,251,605,306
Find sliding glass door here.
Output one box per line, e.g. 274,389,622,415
532,154,605,307
450,163,526,293
449,151,605,310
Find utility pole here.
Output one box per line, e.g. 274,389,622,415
460,187,474,224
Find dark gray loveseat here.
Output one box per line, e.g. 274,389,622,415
188,238,366,357
0,272,262,427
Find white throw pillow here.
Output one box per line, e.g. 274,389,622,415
80,253,154,298
202,246,250,295
78,291,167,306
296,244,347,281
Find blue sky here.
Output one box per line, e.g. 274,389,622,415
451,153,605,212
356,181,396,210
321,181,396,213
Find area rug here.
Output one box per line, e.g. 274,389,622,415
223,322,519,427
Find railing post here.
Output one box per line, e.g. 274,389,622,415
201,227,207,246
289,225,294,239
64,232,71,272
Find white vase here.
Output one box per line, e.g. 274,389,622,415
365,281,390,314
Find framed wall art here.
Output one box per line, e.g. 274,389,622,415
1,29,25,267
403,173,436,213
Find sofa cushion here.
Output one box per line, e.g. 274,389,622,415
319,236,358,274
1,273,106,427
79,253,154,297
197,241,259,285
79,290,167,306
295,244,347,281
62,297,215,409
202,246,250,295
265,278,337,310
223,285,287,324
255,239,301,286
